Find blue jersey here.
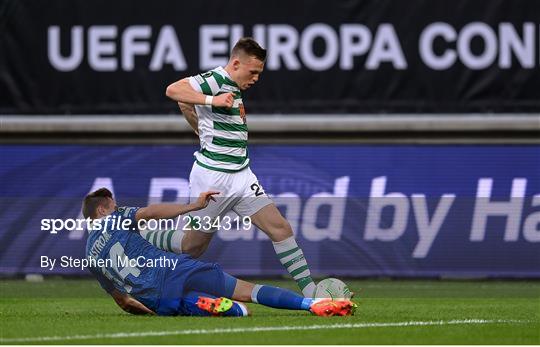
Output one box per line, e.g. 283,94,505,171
85,206,214,314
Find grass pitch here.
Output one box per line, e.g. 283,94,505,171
0,278,539,344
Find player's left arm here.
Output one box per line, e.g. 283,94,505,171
110,290,155,315
135,191,219,221
178,102,199,136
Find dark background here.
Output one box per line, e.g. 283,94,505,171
1,0,539,114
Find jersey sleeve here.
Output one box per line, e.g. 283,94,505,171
188,76,203,93
188,71,216,96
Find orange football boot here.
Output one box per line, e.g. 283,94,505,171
196,296,234,316
310,299,357,317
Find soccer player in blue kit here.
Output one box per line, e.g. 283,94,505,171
83,188,356,317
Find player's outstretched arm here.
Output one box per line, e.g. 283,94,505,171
110,290,155,315
178,102,199,136
166,78,234,107
135,191,219,221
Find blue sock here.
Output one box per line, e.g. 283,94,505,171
251,285,313,311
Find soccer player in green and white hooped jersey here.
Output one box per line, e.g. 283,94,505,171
164,37,316,297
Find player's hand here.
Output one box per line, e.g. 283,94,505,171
212,93,234,108
193,191,220,210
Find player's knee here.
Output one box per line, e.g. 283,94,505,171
281,220,293,234
269,219,293,241
182,243,207,258
181,233,212,258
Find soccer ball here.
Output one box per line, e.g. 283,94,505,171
314,278,352,300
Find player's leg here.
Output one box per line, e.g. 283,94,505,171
181,163,236,258
234,169,317,298
184,267,312,312
246,207,318,298
199,273,355,316
231,279,356,316
180,266,247,316
137,217,214,257
232,278,314,311
138,228,184,253
251,205,317,297
181,229,214,258
183,264,355,316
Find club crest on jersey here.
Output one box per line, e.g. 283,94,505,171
239,103,246,124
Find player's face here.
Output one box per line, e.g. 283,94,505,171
234,56,264,90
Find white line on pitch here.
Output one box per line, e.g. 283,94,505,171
0,319,529,343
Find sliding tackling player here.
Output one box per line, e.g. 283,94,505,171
83,188,355,317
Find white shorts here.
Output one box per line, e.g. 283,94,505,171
188,162,273,233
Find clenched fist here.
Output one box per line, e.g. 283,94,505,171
212,93,234,108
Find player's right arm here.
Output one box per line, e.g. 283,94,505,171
89,268,154,315
165,77,234,107
110,290,155,315
135,191,219,221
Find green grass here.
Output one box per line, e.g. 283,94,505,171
1,279,539,344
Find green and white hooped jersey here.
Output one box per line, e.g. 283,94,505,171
188,66,249,173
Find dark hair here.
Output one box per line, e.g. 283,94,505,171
82,188,113,219
231,37,266,62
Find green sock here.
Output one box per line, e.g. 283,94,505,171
139,228,184,253
273,236,316,297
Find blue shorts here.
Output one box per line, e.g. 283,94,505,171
156,260,237,316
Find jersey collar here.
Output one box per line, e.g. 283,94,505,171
216,66,239,88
